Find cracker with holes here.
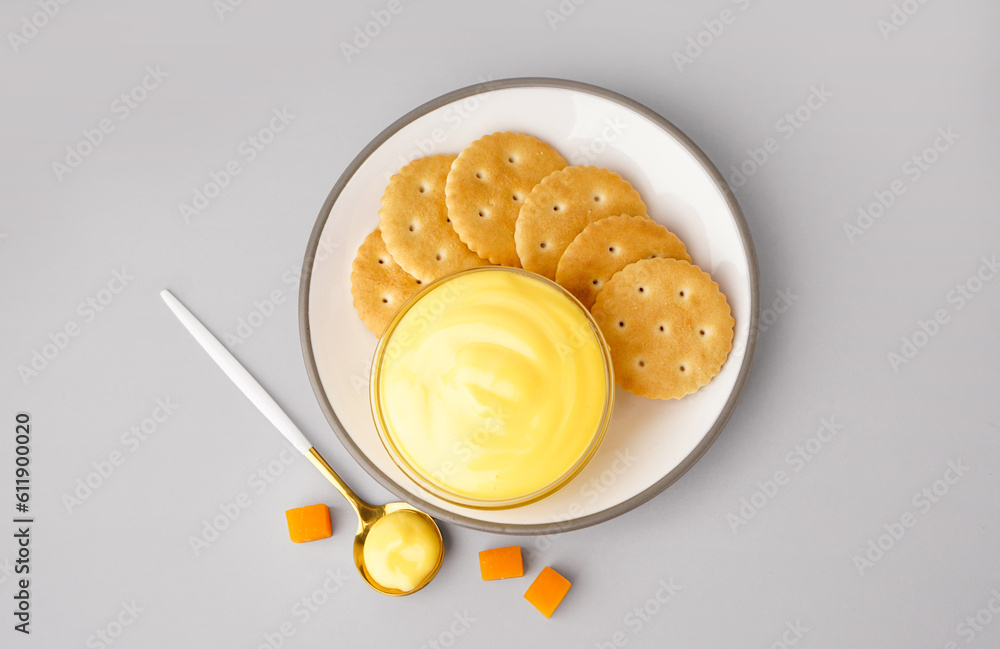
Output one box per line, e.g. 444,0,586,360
379,154,489,282
591,258,734,400
514,166,649,280
446,132,567,267
351,228,424,336
556,214,691,309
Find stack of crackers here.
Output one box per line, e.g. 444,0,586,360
351,132,735,401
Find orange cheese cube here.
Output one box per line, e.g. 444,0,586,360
524,566,571,618
285,504,332,543
479,545,524,581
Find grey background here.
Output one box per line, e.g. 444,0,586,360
2,0,998,647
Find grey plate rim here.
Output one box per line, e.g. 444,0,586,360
299,76,760,536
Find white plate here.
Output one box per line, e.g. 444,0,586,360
300,78,759,534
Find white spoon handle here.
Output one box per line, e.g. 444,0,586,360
160,289,313,455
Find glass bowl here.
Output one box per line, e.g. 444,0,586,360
369,266,615,510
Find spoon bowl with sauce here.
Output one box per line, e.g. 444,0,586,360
161,290,444,596
306,449,443,596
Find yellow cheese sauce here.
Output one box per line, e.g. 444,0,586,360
373,268,611,505
362,511,441,592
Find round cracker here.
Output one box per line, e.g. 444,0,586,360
380,154,488,283
446,132,566,267
591,258,734,400
514,166,648,280
556,214,692,309
351,227,424,336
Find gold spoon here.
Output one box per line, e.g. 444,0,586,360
161,289,444,596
